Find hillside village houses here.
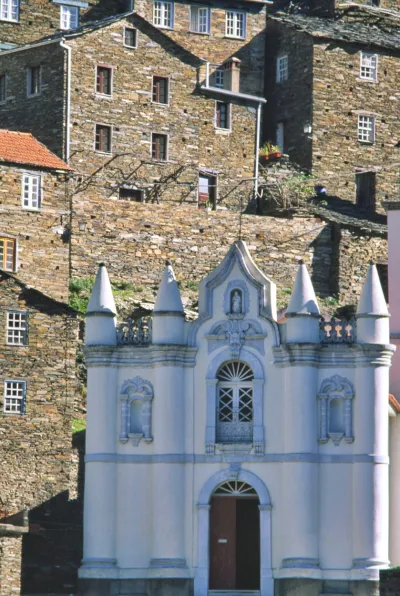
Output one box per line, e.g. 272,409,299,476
2,0,400,595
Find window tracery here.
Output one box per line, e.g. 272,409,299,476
216,361,254,444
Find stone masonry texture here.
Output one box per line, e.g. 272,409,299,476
264,19,400,212
0,536,22,596
0,272,80,593
0,163,71,302
0,0,125,46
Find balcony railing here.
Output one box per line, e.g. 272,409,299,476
319,317,356,344
116,317,152,346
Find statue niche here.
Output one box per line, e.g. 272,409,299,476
230,289,243,315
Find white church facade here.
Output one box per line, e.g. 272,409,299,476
79,241,396,596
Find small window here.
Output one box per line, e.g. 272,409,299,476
153,1,173,28
216,101,230,130
358,115,375,143
27,66,41,97
119,187,144,202
151,133,167,161
60,4,78,30
3,380,26,414
124,27,137,48
356,172,376,211
190,6,210,34
0,237,16,271
22,173,41,209
329,398,344,434
276,122,284,151
95,124,112,153
96,66,112,95
152,76,168,104
0,74,6,102
0,0,19,22
6,311,28,346
276,55,288,83
198,173,217,209
214,69,224,89
360,52,378,81
225,10,245,38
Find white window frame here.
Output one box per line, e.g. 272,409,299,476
26,66,41,97
276,55,288,83
124,26,138,48
0,0,19,22
21,173,41,210
6,311,28,346
94,123,112,154
151,132,169,161
153,1,174,29
276,121,284,152
214,69,224,89
215,100,231,131
60,4,79,30
189,5,210,34
360,52,378,81
3,380,26,415
225,10,245,39
95,64,113,97
216,362,254,444
0,235,17,272
358,115,375,143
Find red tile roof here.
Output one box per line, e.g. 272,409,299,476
0,130,72,171
389,394,400,414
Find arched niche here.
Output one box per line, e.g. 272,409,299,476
119,376,154,446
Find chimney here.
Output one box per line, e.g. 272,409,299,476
223,57,241,93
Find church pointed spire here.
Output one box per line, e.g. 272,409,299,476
287,260,320,317
86,263,117,316
154,261,184,314
357,262,388,317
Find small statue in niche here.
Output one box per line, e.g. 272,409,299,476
231,290,242,314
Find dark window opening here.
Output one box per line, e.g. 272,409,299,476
152,76,168,104
124,27,137,48
97,66,112,95
27,66,40,96
95,124,111,153
356,172,376,211
216,101,230,129
152,133,167,161
119,188,144,202
0,74,6,102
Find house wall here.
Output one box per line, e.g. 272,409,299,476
0,43,66,159
0,535,22,596
0,163,70,302
65,15,259,208
134,0,267,96
312,41,400,210
264,23,313,170
0,0,124,46
0,273,80,593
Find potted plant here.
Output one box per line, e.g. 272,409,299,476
205,200,212,212
268,144,282,159
259,142,272,163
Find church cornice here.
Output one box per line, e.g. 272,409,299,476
84,344,197,367
273,343,394,368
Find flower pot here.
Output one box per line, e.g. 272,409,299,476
259,154,269,163
269,152,282,159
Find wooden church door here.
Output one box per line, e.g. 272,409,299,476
209,496,236,589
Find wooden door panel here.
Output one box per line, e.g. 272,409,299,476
209,497,236,589
236,498,260,590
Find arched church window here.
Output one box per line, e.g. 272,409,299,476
216,361,254,444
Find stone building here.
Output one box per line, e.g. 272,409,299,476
0,270,80,595
264,5,400,211
0,129,72,301
0,0,125,48
80,242,395,596
0,8,266,209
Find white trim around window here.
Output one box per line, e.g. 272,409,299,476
358,114,375,144
276,55,288,83
360,51,378,81
153,0,174,29
26,65,41,97
0,0,19,22
189,5,210,34
225,10,246,39
21,173,41,210
124,26,138,48
6,311,28,346
60,4,79,30
3,380,26,415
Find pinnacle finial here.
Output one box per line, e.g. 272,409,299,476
154,261,184,313
86,263,116,316
287,261,320,316
357,263,388,316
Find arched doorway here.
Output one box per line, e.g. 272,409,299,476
209,480,260,591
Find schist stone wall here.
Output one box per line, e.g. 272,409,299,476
134,0,267,96
269,0,400,15
70,201,387,308
0,534,23,596
0,15,261,209
0,273,80,593
265,21,400,210
0,164,71,302
0,0,124,46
